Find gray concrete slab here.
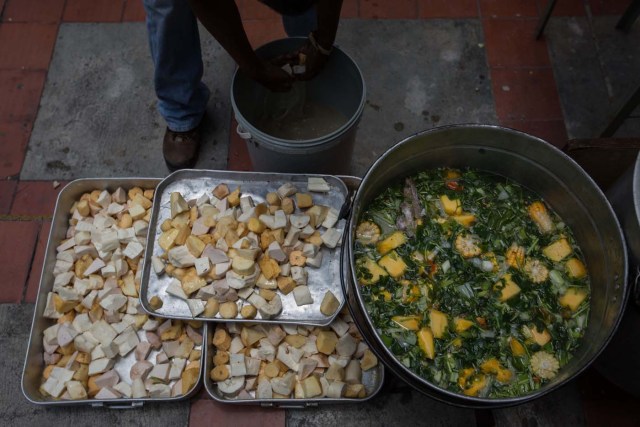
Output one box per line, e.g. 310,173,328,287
287,375,476,427
492,381,586,426
546,16,640,138
0,303,190,426
335,19,497,176
21,23,233,180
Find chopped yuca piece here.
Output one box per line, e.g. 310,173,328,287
308,177,331,192
293,285,313,306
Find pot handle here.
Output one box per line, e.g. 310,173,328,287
236,124,252,140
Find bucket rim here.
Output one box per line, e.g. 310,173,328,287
230,37,366,148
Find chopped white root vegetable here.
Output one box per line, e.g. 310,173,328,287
321,228,342,249
152,256,165,274
277,183,298,198
88,358,115,376
258,294,283,319
322,207,339,229
291,266,307,285
166,279,188,300
306,251,323,268
217,377,245,395
194,257,211,276
187,299,205,317
293,286,313,306
168,245,196,268
308,177,331,192
230,353,247,376
170,192,189,219
95,387,122,399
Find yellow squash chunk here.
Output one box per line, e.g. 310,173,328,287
452,214,476,228
359,257,388,285
559,288,588,311
480,358,512,383
458,368,474,388
530,326,552,346
159,228,179,251
417,327,435,359
509,338,526,357
565,258,587,279
378,251,407,278
376,231,407,255
452,338,462,347
495,274,521,302
429,309,448,338
543,238,573,262
454,317,474,333
391,315,421,331
440,195,462,215
463,374,487,397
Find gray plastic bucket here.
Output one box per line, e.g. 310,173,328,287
231,38,365,174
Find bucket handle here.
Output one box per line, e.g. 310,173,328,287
236,124,252,140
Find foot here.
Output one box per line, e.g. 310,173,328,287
162,122,203,171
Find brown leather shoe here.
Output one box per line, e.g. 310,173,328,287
163,123,202,171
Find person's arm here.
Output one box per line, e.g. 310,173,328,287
187,0,293,91
314,0,343,51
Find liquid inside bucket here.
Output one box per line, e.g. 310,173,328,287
231,38,365,174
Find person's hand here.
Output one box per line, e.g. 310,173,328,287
244,59,295,92
272,34,331,81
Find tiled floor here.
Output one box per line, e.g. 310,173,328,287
1,0,639,425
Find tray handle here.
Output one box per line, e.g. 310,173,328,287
91,402,144,409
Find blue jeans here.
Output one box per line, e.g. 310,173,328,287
143,0,316,132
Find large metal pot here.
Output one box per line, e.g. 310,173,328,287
343,124,628,408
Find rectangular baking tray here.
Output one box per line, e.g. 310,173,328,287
22,178,204,407
202,321,384,408
140,170,350,326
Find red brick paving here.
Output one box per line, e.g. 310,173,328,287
579,368,639,427
360,0,418,19
243,18,287,48
0,23,58,69
63,0,126,22
537,0,586,17
24,220,51,303
238,0,281,21
189,399,285,427
2,0,66,23
0,220,39,303
10,180,65,217
122,0,146,22
479,0,540,18
0,122,31,178
482,19,552,67
0,69,46,124
341,0,360,18
590,0,633,16
0,180,17,214
490,68,564,122
418,0,478,18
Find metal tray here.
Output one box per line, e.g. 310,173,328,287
140,170,350,326
22,178,204,407
202,321,384,408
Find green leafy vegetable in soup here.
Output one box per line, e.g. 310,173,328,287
354,168,590,398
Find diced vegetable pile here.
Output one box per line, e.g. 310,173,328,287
42,187,201,400
151,178,344,320
210,310,378,399
354,168,590,398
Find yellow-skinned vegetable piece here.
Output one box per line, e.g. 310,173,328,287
391,315,421,331
417,327,435,359
559,288,587,311
542,238,573,262
359,257,388,285
506,244,525,269
452,214,476,228
495,274,521,302
376,231,407,255
429,309,448,338
462,374,487,396
565,258,587,279
509,337,526,357
444,169,461,180
480,358,512,383
381,290,392,302
452,338,462,347
454,317,474,333
528,201,554,234
378,251,407,278
530,326,552,346
458,368,474,389
440,195,462,215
